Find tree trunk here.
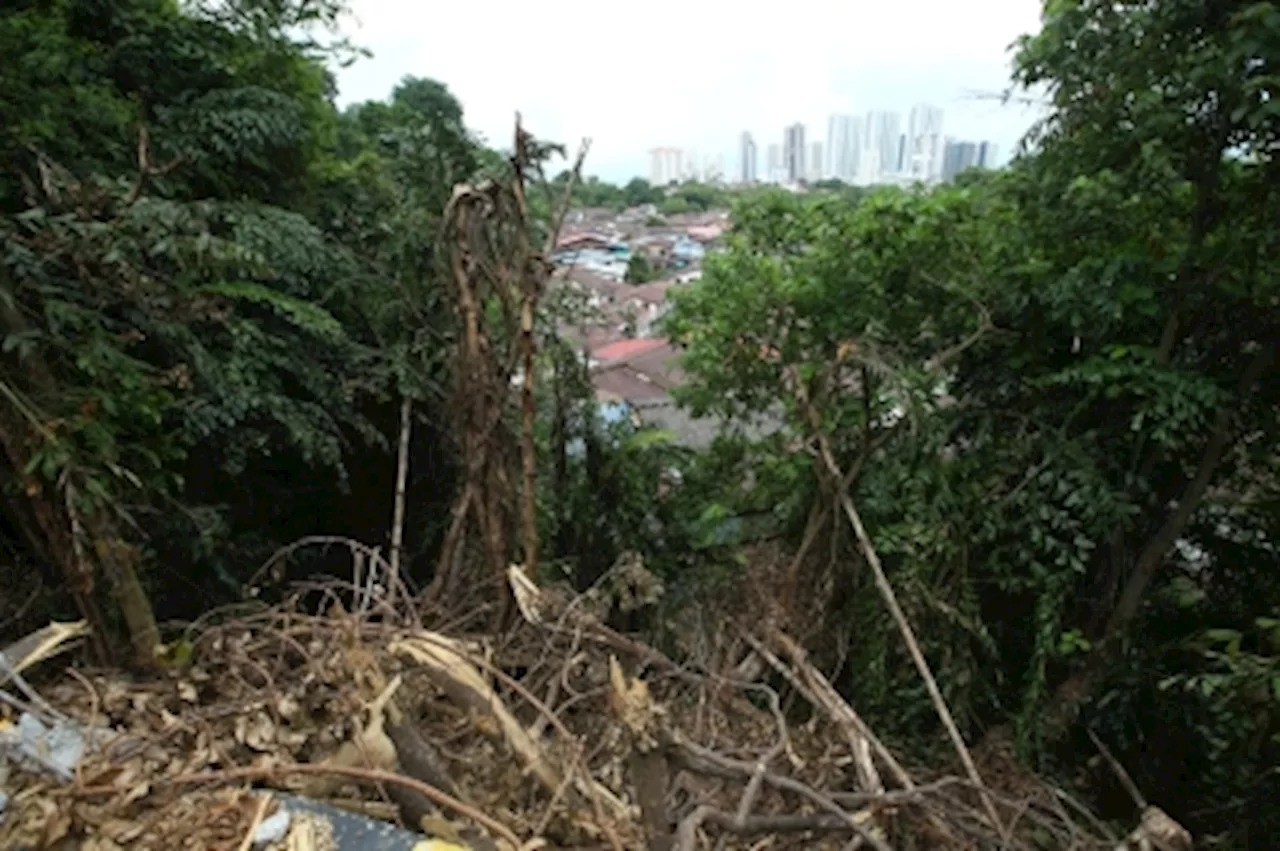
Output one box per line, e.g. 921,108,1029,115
91,529,161,665
388,397,412,594
1,276,159,667
0,423,112,665
517,294,540,581
1046,340,1276,732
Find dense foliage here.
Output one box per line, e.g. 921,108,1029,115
665,1,1280,845
0,0,489,648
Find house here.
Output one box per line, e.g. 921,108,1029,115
686,223,726,242
556,232,613,251
620,280,675,337
587,335,789,449
590,338,681,394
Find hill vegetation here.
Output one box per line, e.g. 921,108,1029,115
2,0,1278,847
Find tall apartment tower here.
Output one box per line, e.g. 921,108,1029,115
766,144,784,182
739,132,758,183
976,141,999,168
808,141,824,182
826,114,863,183
860,111,902,184
784,123,806,184
648,147,684,186
905,103,946,182
942,140,978,180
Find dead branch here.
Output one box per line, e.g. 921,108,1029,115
510,117,589,584
742,631,904,792
124,124,184,206
786,365,1002,833
666,732,893,851
387,397,412,596
679,806,896,851
2,577,1125,851
429,124,590,610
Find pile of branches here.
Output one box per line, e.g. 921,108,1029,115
0,550,1181,851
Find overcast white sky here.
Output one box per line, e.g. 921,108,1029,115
331,0,1048,183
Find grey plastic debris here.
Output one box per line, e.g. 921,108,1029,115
253,807,291,847
0,712,90,781
258,793,430,851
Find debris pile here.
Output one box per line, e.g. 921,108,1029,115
1,565,1166,850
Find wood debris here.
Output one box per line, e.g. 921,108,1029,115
0,569,1170,851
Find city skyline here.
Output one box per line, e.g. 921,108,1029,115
650,102,1000,187
331,0,1046,184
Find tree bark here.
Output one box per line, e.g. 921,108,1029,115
388,397,412,595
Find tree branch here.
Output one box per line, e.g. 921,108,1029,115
1104,339,1275,640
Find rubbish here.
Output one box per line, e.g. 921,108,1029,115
254,807,292,846
0,712,91,781
262,794,457,851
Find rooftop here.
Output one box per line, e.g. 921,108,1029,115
592,336,667,363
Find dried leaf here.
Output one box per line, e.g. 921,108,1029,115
236,711,278,752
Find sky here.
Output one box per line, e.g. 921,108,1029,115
330,0,1050,184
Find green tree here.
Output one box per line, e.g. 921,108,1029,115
623,177,663,208
625,252,655,284
0,0,477,660
665,2,1280,842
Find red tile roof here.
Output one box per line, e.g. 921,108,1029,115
591,336,667,363
589,338,686,404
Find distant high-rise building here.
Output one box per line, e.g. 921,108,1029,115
739,132,758,183
826,114,863,182
648,147,684,186
903,104,946,182
976,141,999,168
808,141,824,182
766,143,784,183
859,111,902,184
941,139,992,181
784,123,806,184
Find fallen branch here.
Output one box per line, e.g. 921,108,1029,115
675,806,878,851
390,634,563,792
746,630,890,794
787,363,1002,832
391,632,629,851
667,732,893,851
234,794,271,851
